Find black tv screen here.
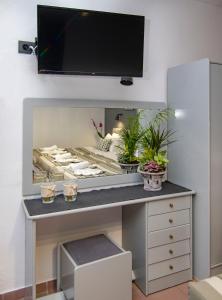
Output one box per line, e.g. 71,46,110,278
37,5,145,77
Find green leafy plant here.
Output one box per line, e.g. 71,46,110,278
154,153,169,168
139,108,175,169
152,108,174,127
141,125,175,157
118,112,145,164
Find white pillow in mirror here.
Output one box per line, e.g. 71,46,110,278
105,133,112,139
105,133,120,140
110,138,122,154
111,133,120,139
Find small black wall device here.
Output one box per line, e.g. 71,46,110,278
120,77,133,86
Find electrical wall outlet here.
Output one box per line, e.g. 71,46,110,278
18,41,36,54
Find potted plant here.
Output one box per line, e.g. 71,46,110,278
138,108,175,190
118,112,145,174
138,153,169,191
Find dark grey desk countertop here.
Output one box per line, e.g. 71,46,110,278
23,182,193,220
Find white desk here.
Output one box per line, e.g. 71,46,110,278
23,182,194,299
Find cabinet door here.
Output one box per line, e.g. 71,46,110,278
210,63,222,272
168,59,210,279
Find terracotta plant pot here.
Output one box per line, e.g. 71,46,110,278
119,162,139,174
138,167,165,191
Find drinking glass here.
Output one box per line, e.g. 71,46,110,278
63,182,78,202
41,183,56,204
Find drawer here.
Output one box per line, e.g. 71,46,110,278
148,255,190,281
148,209,190,232
148,239,190,264
147,269,192,294
148,224,191,248
148,196,191,216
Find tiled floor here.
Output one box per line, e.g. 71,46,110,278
132,282,189,300
35,281,189,300
42,282,189,300
44,282,189,300
0,281,190,300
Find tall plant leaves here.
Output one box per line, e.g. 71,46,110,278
118,112,145,163
152,108,174,127
141,108,176,161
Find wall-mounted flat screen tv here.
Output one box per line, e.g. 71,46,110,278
37,5,145,77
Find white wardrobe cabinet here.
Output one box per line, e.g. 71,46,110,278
167,59,222,279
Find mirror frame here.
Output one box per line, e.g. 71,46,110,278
23,98,165,196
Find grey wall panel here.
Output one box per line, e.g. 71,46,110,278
122,203,147,294
210,63,222,270
167,59,210,279
25,219,36,300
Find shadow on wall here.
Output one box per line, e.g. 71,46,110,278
35,207,122,282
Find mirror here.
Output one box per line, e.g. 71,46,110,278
23,99,165,195
32,107,163,184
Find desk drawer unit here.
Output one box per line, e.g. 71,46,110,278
122,195,193,296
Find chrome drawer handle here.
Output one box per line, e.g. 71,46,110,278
169,249,174,255
169,203,174,208
169,218,173,224
169,265,174,270
169,234,174,240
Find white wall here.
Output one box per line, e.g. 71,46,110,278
33,107,105,148
1,0,222,293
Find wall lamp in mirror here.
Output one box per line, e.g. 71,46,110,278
113,113,124,133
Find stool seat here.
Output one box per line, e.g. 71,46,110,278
63,234,122,265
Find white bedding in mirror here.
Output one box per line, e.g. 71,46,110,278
85,146,118,162
33,145,121,183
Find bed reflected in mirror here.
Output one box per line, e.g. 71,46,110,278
32,107,158,184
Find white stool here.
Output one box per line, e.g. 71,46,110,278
58,234,132,300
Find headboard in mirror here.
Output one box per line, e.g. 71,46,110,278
23,99,165,196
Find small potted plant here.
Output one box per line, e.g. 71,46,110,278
117,112,144,174
138,108,175,190
138,153,168,191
